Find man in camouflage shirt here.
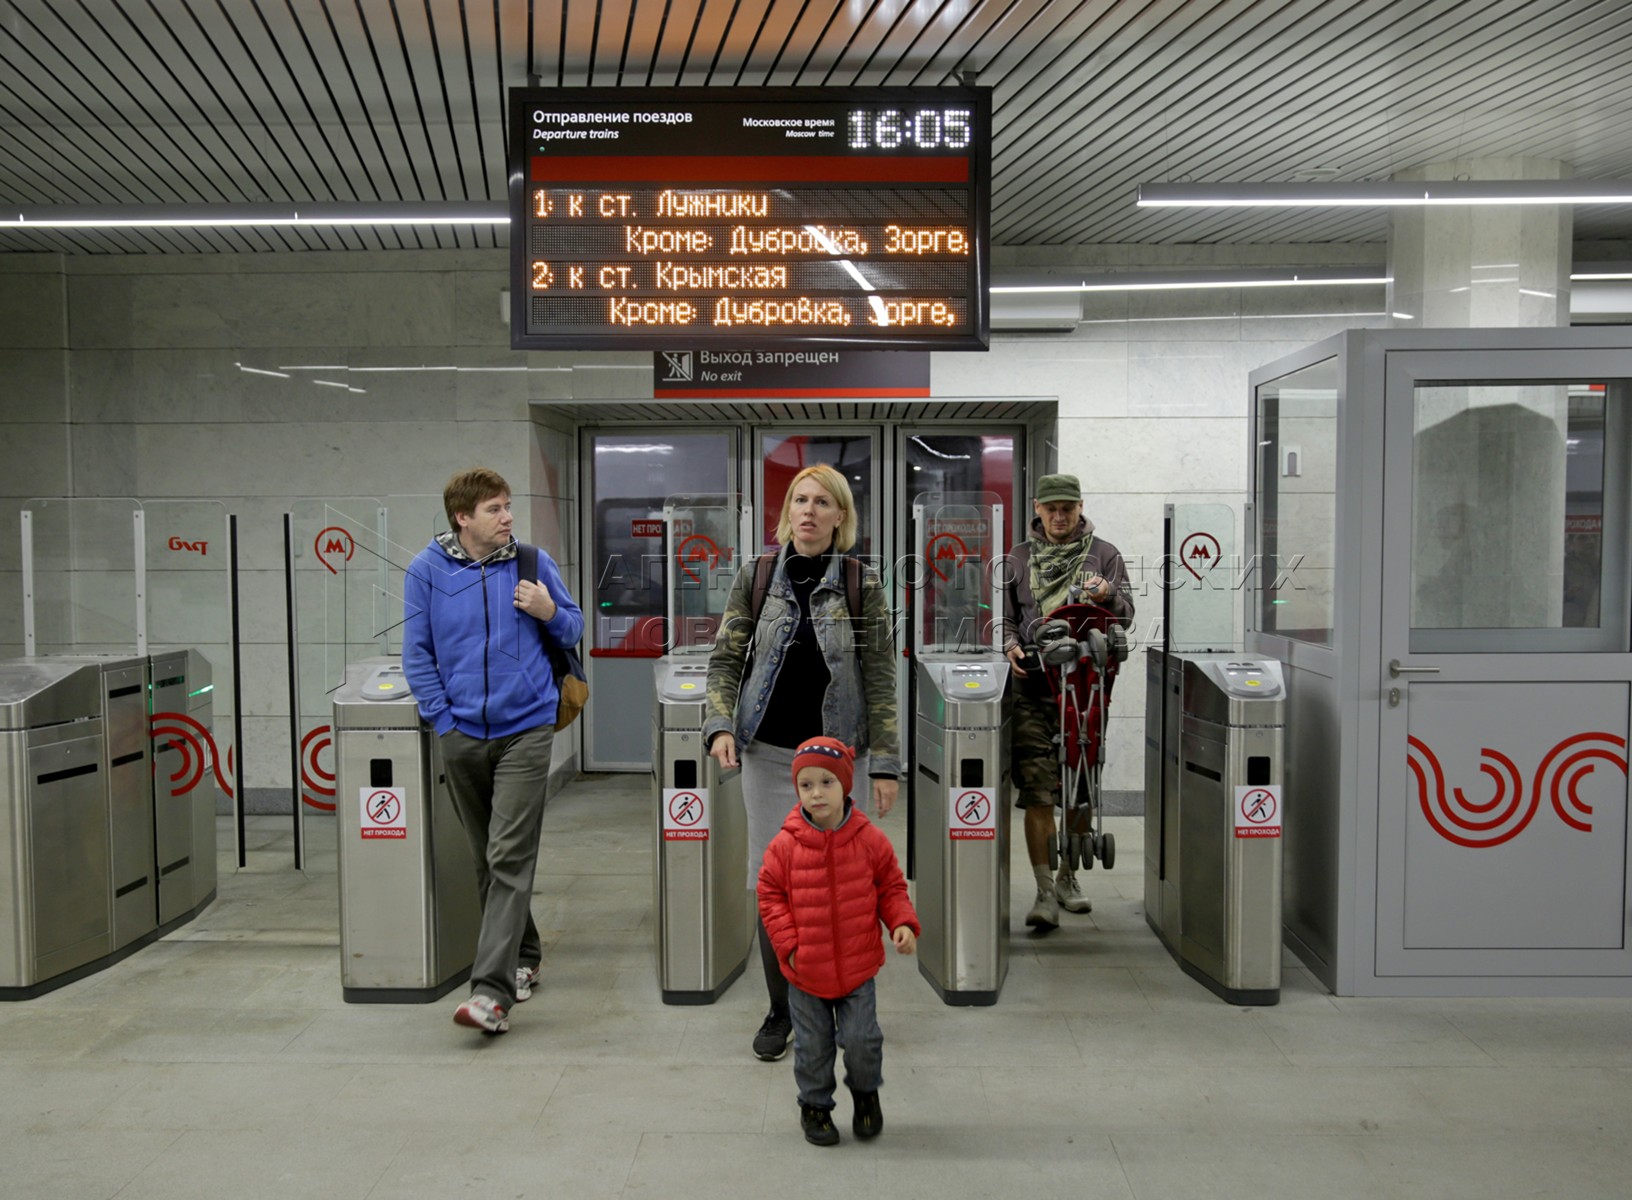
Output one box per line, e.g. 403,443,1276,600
1000,474,1135,930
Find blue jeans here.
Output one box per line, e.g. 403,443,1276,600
787,978,883,1110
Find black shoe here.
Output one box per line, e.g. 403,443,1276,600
800,1103,840,1146
752,1007,793,1061
850,1087,883,1138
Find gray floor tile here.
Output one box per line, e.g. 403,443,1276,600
537,1063,772,1135
368,1130,641,1199
5,1129,181,1200
11,799,1632,1198
1111,1132,1385,1200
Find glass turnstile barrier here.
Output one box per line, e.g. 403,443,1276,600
651,496,753,1003
909,491,1011,1005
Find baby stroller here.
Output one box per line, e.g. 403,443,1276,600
1033,604,1129,873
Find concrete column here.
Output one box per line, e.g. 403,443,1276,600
1388,159,1573,631
1387,158,1573,329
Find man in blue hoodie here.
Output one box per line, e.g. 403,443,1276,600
402,468,584,1035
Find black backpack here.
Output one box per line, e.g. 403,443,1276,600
516,542,587,730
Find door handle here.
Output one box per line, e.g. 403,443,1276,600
1388,659,1440,678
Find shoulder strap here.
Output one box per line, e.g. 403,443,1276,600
843,554,863,622
750,550,778,622
516,540,539,584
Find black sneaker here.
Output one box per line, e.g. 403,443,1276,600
752,1007,793,1061
800,1103,840,1146
849,1087,883,1139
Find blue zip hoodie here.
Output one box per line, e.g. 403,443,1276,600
402,533,585,739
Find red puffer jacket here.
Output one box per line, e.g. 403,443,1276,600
758,802,920,1001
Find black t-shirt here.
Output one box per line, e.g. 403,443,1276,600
755,550,833,749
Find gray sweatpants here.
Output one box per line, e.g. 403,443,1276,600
440,723,553,1007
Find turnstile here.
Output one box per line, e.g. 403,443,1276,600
48,655,156,951
652,656,751,1004
332,658,479,1002
912,656,1011,1005
0,660,110,997
1144,649,1286,1005
149,649,218,921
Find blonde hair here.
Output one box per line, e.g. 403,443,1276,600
775,464,858,552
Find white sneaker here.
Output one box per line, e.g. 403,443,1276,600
1055,868,1092,914
1025,884,1060,930
515,963,541,1003
453,993,509,1034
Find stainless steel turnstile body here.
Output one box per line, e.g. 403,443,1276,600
332,658,479,1002
1144,649,1286,1004
0,660,110,996
652,657,751,1004
912,655,1011,1006
49,655,156,951
149,649,218,922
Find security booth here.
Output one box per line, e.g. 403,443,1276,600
1249,328,1632,996
651,496,753,1004
0,659,109,998
910,492,1012,1006
332,656,478,1002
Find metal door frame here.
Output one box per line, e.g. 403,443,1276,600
580,425,743,771
1375,344,1632,978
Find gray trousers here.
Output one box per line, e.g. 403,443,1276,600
788,978,884,1110
441,723,553,1006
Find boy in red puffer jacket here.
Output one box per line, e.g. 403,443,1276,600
758,736,920,1147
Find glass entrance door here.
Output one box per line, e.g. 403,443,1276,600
1377,349,1632,976
585,429,738,771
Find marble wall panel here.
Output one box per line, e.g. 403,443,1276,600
2,424,72,498
352,271,460,348
1,349,69,421
452,263,511,348
568,360,654,399
1057,417,1248,495
934,338,1128,416
0,267,66,348
453,351,532,421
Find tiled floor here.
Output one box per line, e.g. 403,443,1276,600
8,773,1632,1199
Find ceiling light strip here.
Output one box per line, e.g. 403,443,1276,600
0,203,510,228
1138,181,1632,208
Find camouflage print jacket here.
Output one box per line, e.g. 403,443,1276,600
704,546,901,779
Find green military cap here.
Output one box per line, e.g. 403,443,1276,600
1034,473,1081,503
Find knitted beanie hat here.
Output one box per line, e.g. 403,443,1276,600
791,736,855,797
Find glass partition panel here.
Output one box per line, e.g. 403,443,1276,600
142,500,234,864
1169,502,1236,653
1409,378,1627,652
913,491,1002,654
288,499,392,872
664,495,747,653
23,498,141,653
1254,357,1338,645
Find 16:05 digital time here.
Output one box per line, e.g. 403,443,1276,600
847,108,972,151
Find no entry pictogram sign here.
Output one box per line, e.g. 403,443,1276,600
1234,785,1281,838
949,787,996,840
360,787,407,839
663,787,711,841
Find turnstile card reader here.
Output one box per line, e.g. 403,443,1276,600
0,659,110,997
913,655,1012,1006
652,657,751,1004
1144,650,1286,1005
333,658,479,1003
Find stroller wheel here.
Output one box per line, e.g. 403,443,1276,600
1099,831,1116,870
1077,837,1093,870
1046,832,1060,872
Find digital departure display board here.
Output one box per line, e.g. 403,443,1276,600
508,87,990,351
